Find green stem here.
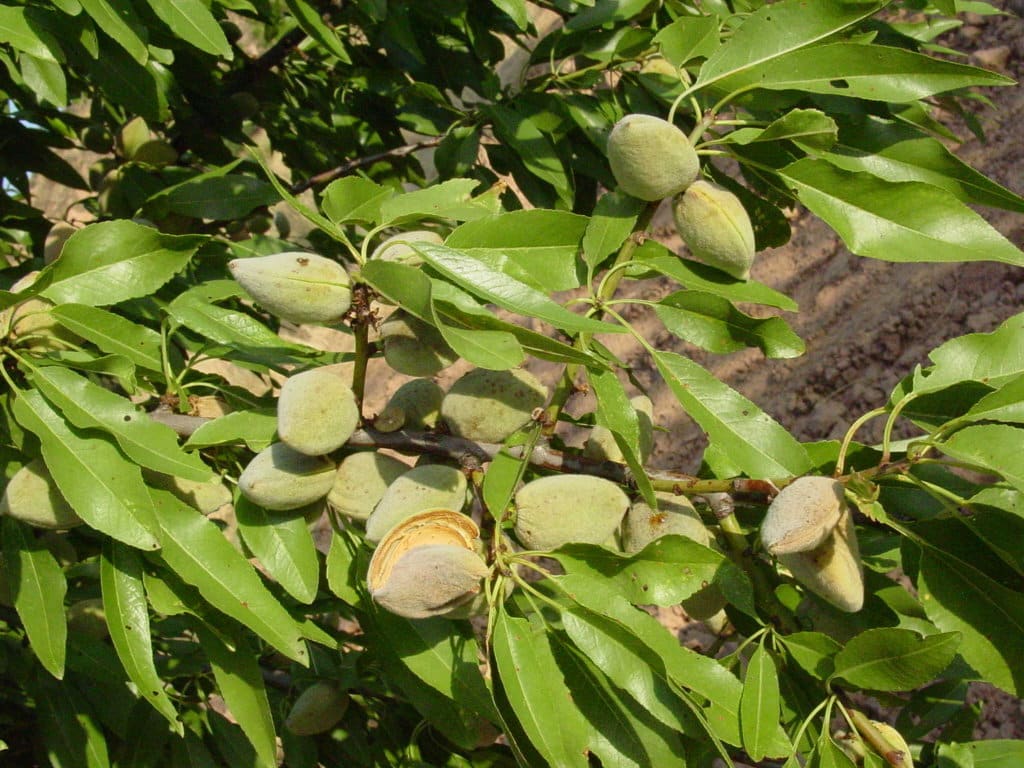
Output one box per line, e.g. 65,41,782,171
835,407,887,476
351,319,370,417
846,707,908,768
880,392,920,465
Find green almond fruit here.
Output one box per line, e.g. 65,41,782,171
375,378,445,433
622,491,709,553
228,252,352,325
67,597,109,639
778,508,864,613
380,311,457,377
584,395,654,465
327,451,409,520
144,470,232,515
514,474,629,551
371,229,443,264
370,543,489,619
761,476,845,556
278,365,360,456
441,368,547,444
1,458,82,530
237,443,336,511
364,464,468,543
607,114,700,201
285,681,350,736
672,180,756,280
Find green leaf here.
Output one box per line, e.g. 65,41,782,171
414,243,622,335
40,221,205,306
778,160,1024,268
728,109,838,151
2,517,67,679
715,43,1012,102
654,350,812,478
50,304,164,373
235,497,320,604
918,548,1024,695
937,740,1024,768
740,642,781,762
115,699,174,768
492,612,591,767
812,116,1024,213
21,53,67,107
282,0,350,61
12,390,160,550
911,312,1024,394
325,530,360,604
550,636,686,768
30,672,110,768
430,316,524,371
830,628,960,691
445,209,589,292
960,374,1024,425
485,104,572,208
654,14,719,68
78,0,148,63
778,632,842,680
85,38,172,123
183,409,278,452
144,0,232,57
99,541,182,734
582,193,644,269
697,0,884,89
379,179,488,225
587,368,655,507
489,0,527,29
813,732,857,768
321,177,392,225
195,625,276,768
148,487,309,664
28,366,212,482
631,241,797,310
654,290,805,358
164,176,277,220
0,6,63,61
938,424,1024,493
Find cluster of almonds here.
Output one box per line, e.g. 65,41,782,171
606,114,757,280
760,476,865,613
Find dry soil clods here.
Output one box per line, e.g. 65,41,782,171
761,476,864,613
229,252,351,324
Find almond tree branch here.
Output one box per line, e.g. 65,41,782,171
289,138,444,193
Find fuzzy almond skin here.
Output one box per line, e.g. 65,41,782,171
237,443,336,511
370,544,489,619
607,114,700,201
514,474,629,551
870,721,914,767
285,681,350,735
365,464,468,543
441,368,547,444
375,378,445,433
277,365,359,456
622,492,709,553
672,180,756,280
380,311,457,377
761,476,845,556
228,252,351,324
779,508,864,613
327,451,409,520
1,458,82,530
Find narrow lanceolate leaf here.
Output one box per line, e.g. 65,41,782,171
2,517,67,679
414,243,622,335
195,625,276,768
913,311,1024,394
31,672,110,768
378,178,484,225
144,0,231,58
587,368,655,507
165,176,278,220
183,409,278,452
235,497,320,604
12,390,159,550
714,43,1012,102
918,548,1024,696
740,642,781,762
778,160,1024,268
282,0,351,62
166,292,313,354
50,304,164,373
492,612,591,768
485,104,572,207
937,424,1024,493
29,366,211,482
937,740,1024,768
727,109,838,151
697,0,884,89
77,0,148,63
654,350,812,478
831,628,960,692
0,6,62,61
582,193,644,269
148,487,309,665
325,530,360,604
654,291,804,359
40,221,205,306
99,541,182,735
431,312,525,370
960,374,1024,426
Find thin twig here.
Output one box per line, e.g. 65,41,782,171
290,138,443,193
